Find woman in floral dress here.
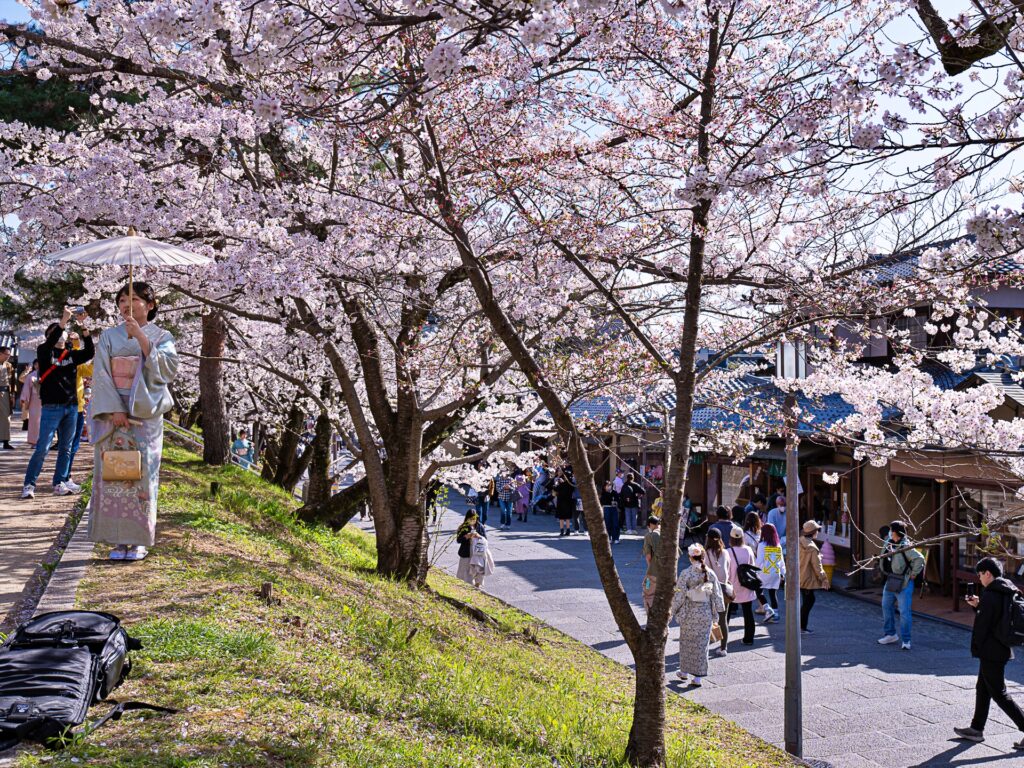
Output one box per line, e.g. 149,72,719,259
671,543,726,687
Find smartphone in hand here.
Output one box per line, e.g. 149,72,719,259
967,583,976,598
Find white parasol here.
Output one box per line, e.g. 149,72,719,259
44,227,213,305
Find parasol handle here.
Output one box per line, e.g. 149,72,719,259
126,226,136,317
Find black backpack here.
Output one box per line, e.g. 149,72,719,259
1000,592,1024,647
0,611,175,752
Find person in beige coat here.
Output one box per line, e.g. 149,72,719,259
798,519,830,634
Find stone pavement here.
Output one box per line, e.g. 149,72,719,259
0,427,91,629
423,497,1024,768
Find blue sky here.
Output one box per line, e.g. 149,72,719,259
0,1,28,22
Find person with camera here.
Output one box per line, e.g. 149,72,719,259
21,308,94,499
954,558,1024,749
877,520,925,651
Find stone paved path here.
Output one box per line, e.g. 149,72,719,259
422,497,1024,768
0,426,91,627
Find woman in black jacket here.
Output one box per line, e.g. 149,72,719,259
954,558,1024,748
455,511,486,584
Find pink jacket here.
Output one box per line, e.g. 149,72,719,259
728,544,757,604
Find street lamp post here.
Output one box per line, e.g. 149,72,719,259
784,393,802,757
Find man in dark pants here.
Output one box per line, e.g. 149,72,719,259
954,557,1024,748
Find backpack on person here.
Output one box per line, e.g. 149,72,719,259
0,611,175,752
999,591,1024,647
731,547,762,590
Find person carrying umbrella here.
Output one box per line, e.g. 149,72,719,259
21,308,94,498
87,282,179,561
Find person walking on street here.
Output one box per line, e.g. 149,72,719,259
474,475,494,526
22,309,94,499
232,428,255,468
0,346,14,450
495,469,515,530
19,360,41,447
671,543,726,688
456,510,487,585
601,480,620,544
756,523,784,622
877,520,926,650
619,472,643,534
954,557,1024,748
799,520,830,633
705,527,733,656
768,496,787,549
709,506,736,542
554,469,576,536
63,333,92,481
728,527,757,645
515,472,531,522
742,512,773,618
642,515,662,614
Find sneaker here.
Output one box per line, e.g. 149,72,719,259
1014,738,1024,750
21,484,35,499
63,479,82,493
801,628,813,635
878,634,899,645
124,546,148,561
691,676,703,687
763,608,776,623
1,442,13,450
712,647,728,657
52,482,72,496
901,642,911,650
953,726,985,743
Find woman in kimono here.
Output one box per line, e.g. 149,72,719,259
19,360,41,446
88,282,178,562
671,543,726,688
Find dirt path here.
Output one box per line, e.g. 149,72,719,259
0,424,92,627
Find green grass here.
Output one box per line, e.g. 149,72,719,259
13,445,793,768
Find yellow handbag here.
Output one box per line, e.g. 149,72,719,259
98,429,143,482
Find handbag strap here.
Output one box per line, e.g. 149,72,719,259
38,349,70,383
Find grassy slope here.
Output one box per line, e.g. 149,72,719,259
15,445,793,768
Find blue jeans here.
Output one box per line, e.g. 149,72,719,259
882,581,915,643
603,505,620,542
625,506,639,531
475,495,490,525
499,498,513,527
24,403,77,488
63,410,87,482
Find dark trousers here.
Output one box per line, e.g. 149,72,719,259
603,505,620,542
972,659,1024,732
800,589,816,630
739,600,755,643
766,588,779,609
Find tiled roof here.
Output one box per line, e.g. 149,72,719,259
966,371,1024,409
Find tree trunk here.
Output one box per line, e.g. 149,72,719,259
180,400,202,431
374,492,428,585
198,310,230,465
296,476,367,528
260,434,279,481
273,402,305,487
625,636,668,767
304,411,332,506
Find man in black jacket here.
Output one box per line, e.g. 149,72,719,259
954,557,1024,748
21,308,93,499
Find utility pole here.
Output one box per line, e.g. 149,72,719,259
784,392,802,757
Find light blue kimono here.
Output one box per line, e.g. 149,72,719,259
88,323,178,547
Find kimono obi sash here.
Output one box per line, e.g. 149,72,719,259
111,356,140,390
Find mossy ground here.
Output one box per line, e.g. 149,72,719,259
12,445,794,767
